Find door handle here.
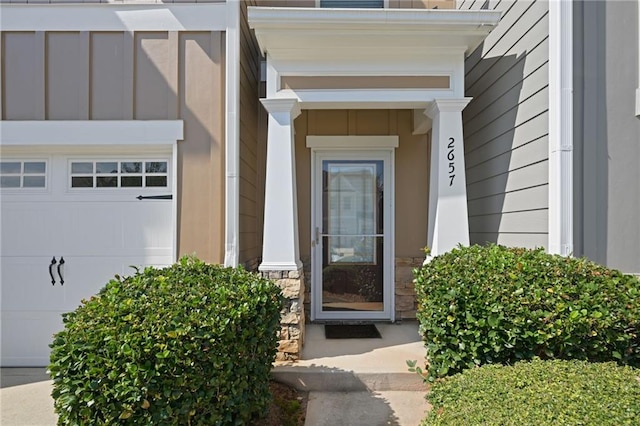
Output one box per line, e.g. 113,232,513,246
49,257,57,285
57,257,65,285
136,195,172,200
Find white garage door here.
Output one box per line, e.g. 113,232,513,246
1,153,175,367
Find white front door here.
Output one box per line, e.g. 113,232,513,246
312,150,393,321
1,154,175,366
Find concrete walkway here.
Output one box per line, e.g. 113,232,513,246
1,368,56,426
1,323,430,425
276,323,431,425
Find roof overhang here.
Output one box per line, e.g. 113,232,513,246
248,7,502,59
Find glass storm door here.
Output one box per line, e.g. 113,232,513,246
312,152,393,320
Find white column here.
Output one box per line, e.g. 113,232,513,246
259,97,302,271
425,98,472,259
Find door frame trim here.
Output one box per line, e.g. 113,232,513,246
309,137,396,322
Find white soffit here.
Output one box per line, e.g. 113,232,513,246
0,4,227,31
248,7,501,58
0,121,184,146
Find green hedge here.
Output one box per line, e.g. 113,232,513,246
423,359,640,426
48,257,283,425
414,245,640,380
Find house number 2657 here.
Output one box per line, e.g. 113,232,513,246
447,137,455,186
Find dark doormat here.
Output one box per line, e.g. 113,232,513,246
325,324,381,339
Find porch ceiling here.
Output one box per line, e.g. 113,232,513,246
247,7,502,61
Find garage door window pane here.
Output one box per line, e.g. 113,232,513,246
146,162,167,173
121,162,142,173
0,162,21,174
96,162,118,174
72,176,93,188
146,176,167,187
121,176,143,187
96,176,117,187
72,162,93,174
0,176,21,188
23,176,46,188
24,162,46,174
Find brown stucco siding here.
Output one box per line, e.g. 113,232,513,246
238,0,264,267
0,30,226,263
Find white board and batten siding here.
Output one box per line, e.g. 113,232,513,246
460,0,550,249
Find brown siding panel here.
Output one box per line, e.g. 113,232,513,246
135,32,171,120
90,32,126,120
178,31,225,263
3,32,42,119
47,32,85,119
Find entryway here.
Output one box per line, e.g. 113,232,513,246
310,139,396,321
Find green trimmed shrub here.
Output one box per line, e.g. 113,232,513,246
414,245,640,380
423,359,640,425
48,256,283,425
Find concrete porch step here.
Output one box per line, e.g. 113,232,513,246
272,323,429,392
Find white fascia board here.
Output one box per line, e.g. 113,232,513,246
248,7,501,31
0,121,184,146
548,0,573,256
248,7,501,56
0,4,227,32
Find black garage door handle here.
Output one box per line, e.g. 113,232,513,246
57,257,65,285
49,257,57,285
136,195,172,200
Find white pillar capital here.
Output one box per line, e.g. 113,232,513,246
261,97,301,122
425,98,472,118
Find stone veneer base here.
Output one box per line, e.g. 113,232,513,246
260,268,305,361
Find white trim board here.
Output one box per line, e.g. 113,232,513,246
224,0,241,268
0,121,184,146
0,4,228,32
548,0,574,256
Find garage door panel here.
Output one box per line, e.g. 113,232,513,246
55,201,173,253
1,257,66,311
122,203,173,249
1,311,64,367
1,204,57,256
